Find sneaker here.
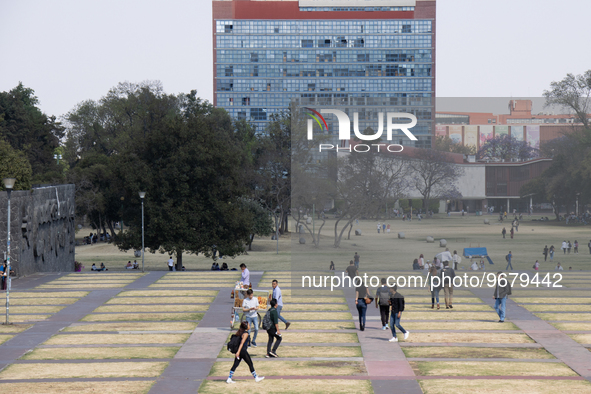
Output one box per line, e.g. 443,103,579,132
255,376,265,383
269,352,278,358
265,354,271,358
226,378,236,384
285,322,291,330
404,331,410,340
382,326,387,330
385,324,389,329
251,342,257,348
449,305,453,309
389,337,398,342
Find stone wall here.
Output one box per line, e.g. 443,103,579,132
0,184,75,277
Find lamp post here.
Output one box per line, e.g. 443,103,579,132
53,154,62,165
3,177,16,325
139,192,146,273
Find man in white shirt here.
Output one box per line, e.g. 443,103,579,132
242,289,259,347
240,264,250,286
269,280,290,329
167,257,174,271
555,263,564,271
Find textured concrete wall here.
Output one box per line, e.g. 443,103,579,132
0,184,75,277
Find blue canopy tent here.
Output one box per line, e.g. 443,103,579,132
463,247,494,264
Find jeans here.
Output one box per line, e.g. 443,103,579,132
550,251,554,261
245,315,258,344
276,305,288,324
266,327,282,354
354,261,359,270
379,305,390,327
431,288,440,304
356,299,367,327
506,261,513,270
494,296,507,321
390,313,407,338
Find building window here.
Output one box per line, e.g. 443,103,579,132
402,25,411,33
250,53,258,62
224,25,233,33
250,108,267,121
336,37,347,47
353,39,364,48
224,66,233,77
237,111,246,120
242,97,250,106
318,39,331,48
357,54,369,62
301,39,313,48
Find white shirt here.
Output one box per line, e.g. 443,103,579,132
168,258,174,267
241,268,250,286
471,262,479,270
555,265,563,271
562,242,567,249
242,297,259,318
272,286,283,307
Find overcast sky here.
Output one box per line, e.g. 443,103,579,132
1,0,590,118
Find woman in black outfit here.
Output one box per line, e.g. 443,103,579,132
355,279,372,331
227,321,265,384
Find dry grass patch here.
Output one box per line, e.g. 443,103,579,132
569,334,591,344
406,332,533,344
210,360,366,377
9,314,51,322
11,291,88,298
219,345,362,358
0,381,155,394
81,312,203,322
149,283,234,288
285,303,349,311
405,304,493,312
550,322,591,331
37,283,131,289
405,297,483,304
402,346,554,359
516,291,591,297
535,313,591,321
119,290,218,297
44,333,190,345
283,297,347,304
228,332,358,344
231,321,355,330
106,296,215,305
281,290,345,296
0,324,32,333
9,298,79,306
513,297,591,304
281,312,352,320
0,362,168,379
63,321,197,332
0,335,14,345
9,306,65,314
94,305,208,313
412,361,576,376
200,379,372,394
403,321,518,331
419,379,591,394
524,304,591,312
404,312,500,321
22,346,180,360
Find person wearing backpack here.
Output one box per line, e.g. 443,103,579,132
264,298,282,358
375,278,391,330
226,321,265,384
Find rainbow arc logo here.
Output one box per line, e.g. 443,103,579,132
304,107,328,132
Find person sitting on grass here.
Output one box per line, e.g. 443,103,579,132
555,263,563,271
126,261,133,269
412,259,421,270
133,260,139,269
91,263,98,271
98,263,107,271
221,262,229,271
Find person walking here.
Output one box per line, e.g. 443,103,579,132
549,245,555,261
493,272,512,323
442,261,455,309
388,285,409,342
377,223,381,234
510,227,514,239
562,241,567,254
242,289,259,347
264,299,282,358
240,264,250,287
269,280,291,330
346,260,358,280
426,265,442,309
226,321,265,384
355,279,372,331
533,260,540,271
501,227,506,239
382,223,386,233
452,250,461,270
419,254,425,269
574,240,579,254
167,257,174,271
515,219,519,232
567,241,572,254
543,245,548,262
375,278,391,330
354,252,360,270
505,251,513,271
386,224,391,233
329,261,335,272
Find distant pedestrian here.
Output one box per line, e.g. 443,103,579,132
574,240,579,254
493,272,512,323
355,279,372,331
240,264,250,287
549,245,555,261
264,299,282,358
242,289,259,347
346,260,358,279
226,321,264,384
375,278,391,330
502,228,506,238
269,280,291,330
329,261,335,272
418,254,425,269
386,224,391,233
452,250,461,270
426,265,442,310
388,285,409,342
442,262,455,309
515,220,519,232
555,263,563,271
354,252,360,269
533,260,539,271
562,241,567,254
510,227,514,239
382,223,386,233
377,223,381,234
167,257,174,271
567,241,572,254
588,240,591,254
543,245,548,262
505,251,513,270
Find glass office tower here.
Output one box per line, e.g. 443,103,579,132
213,0,435,147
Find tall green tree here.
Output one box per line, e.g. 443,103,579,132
0,139,32,190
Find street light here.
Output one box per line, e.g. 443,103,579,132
139,192,146,273
3,177,15,325
53,154,62,165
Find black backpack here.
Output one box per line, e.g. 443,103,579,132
227,334,241,354
262,309,273,330
377,287,390,306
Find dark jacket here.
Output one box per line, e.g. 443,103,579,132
441,267,455,286
269,307,279,326
494,278,512,299
389,292,405,313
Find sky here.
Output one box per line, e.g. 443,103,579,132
1,0,590,118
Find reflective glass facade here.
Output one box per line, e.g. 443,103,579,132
214,17,434,147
